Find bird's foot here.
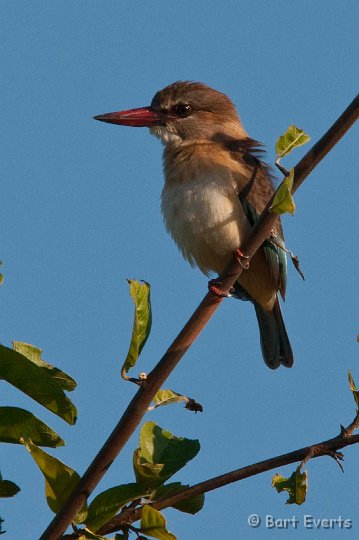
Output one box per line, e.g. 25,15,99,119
233,248,250,269
208,279,233,298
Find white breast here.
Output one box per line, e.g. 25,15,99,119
161,173,249,276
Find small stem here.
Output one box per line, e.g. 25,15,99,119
275,158,290,177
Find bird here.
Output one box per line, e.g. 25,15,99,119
94,81,293,369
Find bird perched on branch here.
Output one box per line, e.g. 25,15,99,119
94,81,293,369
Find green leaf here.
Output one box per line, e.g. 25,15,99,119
122,280,152,375
149,390,203,413
0,407,64,447
348,369,359,408
0,480,20,497
275,125,310,159
133,449,164,487
133,422,200,488
24,439,87,522
153,483,204,515
0,473,20,498
148,390,188,411
140,505,176,540
12,342,77,391
86,483,148,532
0,344,77,425
269,169,296,215
272,468,308,505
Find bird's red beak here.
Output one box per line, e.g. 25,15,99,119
94,106,166,127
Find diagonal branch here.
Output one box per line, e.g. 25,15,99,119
98,428,359,535
40,93,359,539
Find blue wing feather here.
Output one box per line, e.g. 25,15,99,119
241,199,287,300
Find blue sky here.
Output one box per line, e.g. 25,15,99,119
1,1,359,538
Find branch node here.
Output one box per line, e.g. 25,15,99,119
300,445,318,468
328,450,345,473
275,158,290,177
269,234,305,280
337,409,359,438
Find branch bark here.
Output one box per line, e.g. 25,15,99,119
40,93,359,539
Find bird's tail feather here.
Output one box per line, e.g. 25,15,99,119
254,299,294,369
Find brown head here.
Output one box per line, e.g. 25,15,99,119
94,81,248,144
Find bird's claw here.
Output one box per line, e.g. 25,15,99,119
234,248,250,269
208,279,232,298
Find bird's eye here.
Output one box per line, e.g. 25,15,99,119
173,103,192,118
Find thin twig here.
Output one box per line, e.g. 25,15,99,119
338,409,359,438
40,93,359,539
98,431,359,535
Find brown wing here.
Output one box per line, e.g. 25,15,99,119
224,137,287,299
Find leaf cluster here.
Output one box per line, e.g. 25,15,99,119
0,341,77,507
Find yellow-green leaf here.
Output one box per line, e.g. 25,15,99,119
133,448,164,487
0,407,64,447
149,390,202,413
348,369,359,408
12,341,77,391
0,344,77,424
276,125,310,159
122,280,152,375
149,390,188,411
140,506,176,540
269,169,296,215
272,468,308,505
24,439,87,522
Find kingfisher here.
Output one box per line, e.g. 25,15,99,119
94,81,293,369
